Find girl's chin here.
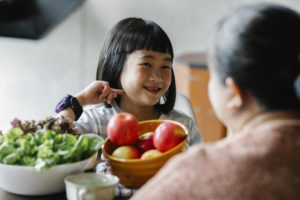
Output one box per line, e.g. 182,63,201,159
124,92,162,106
136,98,160,107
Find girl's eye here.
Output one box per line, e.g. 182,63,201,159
142,63,151,67
162,65,171,69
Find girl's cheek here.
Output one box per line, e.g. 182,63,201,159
163,70,172,81
135,68,147,79
167,74,172,86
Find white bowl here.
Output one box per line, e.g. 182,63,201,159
0,153,97,196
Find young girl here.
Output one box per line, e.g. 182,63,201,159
132,3,300,199
56,17,202,146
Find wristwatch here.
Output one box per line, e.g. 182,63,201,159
55,94,83,121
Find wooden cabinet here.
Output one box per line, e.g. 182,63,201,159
174,53,226,142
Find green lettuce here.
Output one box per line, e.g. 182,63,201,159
0,128,104,172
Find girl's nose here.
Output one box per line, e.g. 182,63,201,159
149,69,163,82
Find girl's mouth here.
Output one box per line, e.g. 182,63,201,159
144,86,161,94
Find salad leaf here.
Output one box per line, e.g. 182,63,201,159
83,134,104,157
0,127,104,172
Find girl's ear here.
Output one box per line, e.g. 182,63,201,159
225,77,243,111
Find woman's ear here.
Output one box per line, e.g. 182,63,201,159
225,77,243,111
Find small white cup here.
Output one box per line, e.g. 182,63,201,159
64,173,119,200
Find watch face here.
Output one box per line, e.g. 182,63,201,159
55,94,72,113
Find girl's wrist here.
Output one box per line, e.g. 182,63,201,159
75,94,86,106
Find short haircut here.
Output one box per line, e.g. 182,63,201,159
96,17,176,114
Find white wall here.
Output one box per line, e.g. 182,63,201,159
1,0,300,131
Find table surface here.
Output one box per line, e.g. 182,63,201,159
0,188,67,200
0,187,129,200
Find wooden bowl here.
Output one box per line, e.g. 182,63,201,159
102,119,188,189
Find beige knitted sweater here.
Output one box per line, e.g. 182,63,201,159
131,119,300,200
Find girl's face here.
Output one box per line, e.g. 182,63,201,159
120,49,172,107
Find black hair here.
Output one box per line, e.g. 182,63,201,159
96,17,176,114
209,3,300,112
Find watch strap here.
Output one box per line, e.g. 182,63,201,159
55,94,83,121
70,96,83,121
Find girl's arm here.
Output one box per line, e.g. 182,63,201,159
58,81,125,120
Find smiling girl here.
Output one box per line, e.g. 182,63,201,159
55,17,202,146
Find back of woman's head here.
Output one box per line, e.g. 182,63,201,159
96,17,175,113
209,3,300,112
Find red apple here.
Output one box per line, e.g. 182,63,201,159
136,131,155,153
112,145,141,159
141,149,162,160
107,113,139,146
153,122,186,152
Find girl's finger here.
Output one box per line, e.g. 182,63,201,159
106,93,115,104
99,84,111,99
111,88,125,95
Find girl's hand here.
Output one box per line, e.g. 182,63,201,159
75,81,125,106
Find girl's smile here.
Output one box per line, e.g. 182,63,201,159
143,85,162,95
120,49,172,107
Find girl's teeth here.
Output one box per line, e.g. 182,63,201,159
145,87,160,91
148,87,158,91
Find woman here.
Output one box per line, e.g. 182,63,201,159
131,3,300,200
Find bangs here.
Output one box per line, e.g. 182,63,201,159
109,19,174,59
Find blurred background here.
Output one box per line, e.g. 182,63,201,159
1,0,299,135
